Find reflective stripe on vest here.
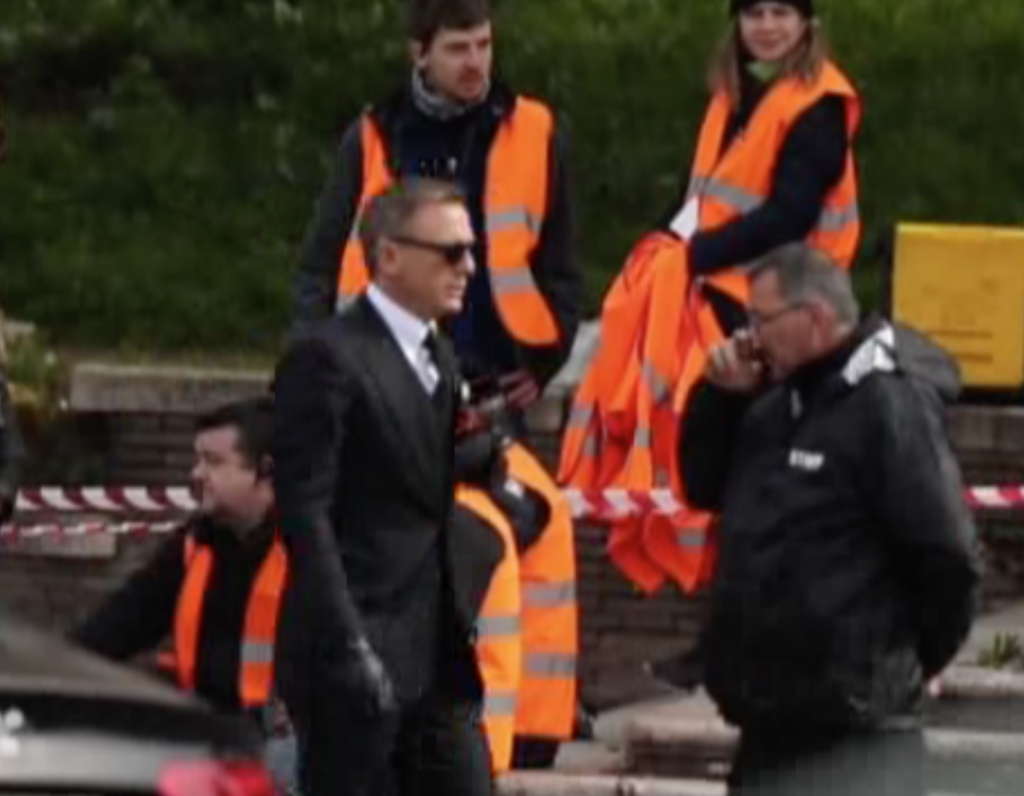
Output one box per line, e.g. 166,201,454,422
526,652,578,678
484,690,518,718
503,442,579,741
687,175,861,237
457,485,522,774
687,59,861,305
174,533,288,708
523,581,575,608
335,98,561,346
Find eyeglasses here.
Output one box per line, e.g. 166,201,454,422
389,235,475,266
747,302,807,329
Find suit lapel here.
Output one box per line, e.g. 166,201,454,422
355,299,445,505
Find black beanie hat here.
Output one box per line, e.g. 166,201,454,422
731,0,815,17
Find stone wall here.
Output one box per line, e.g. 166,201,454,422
2,364,1023,711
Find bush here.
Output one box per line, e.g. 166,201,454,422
1,0,1023,353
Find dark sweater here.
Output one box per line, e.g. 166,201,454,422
70,515,276,713
662,68,851,277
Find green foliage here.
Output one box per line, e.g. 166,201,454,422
1,0,1023,352
978,632,1024,670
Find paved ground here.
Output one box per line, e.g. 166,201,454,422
557,599,1024,772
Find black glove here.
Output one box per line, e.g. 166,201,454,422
454,429,502,484
0,492,13,527
334,636,396,715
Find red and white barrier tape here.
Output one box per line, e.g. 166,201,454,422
14,487,197,514
0,485,1022,539
567,486,1024,516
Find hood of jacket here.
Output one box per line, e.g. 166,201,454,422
837,316,962,407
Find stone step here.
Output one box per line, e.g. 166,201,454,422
591,666,1024,752
497,770,1023,796
497,771,724,796
553,741,628,774
625,715,1024,780
938,666,1024,699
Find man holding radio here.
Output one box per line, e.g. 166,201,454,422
678,243,979,794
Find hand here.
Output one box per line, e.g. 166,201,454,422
456,406,490,438
497,369,541,409
706,330,764,393
338,637,396,715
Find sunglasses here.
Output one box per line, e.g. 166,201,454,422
389,235,475,266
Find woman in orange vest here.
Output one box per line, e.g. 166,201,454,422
651,0,861,690
668,0,861,334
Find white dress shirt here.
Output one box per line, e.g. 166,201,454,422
366,284,439,394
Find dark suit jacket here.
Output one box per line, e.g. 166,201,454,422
272,296,477,706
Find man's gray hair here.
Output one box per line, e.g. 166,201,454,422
359,177,467,274
749,243,860,326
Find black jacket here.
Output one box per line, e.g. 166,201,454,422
69,516,277,713
680,317,980,732
272,296,479,705
292,80,582,388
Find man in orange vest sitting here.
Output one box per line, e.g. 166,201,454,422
291,0,582,430
69,397,295,793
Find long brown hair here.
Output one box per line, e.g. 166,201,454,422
707,18,831,106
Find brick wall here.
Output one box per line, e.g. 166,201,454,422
2,366,1022,712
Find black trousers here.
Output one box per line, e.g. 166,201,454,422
295,681,491,796
288,570,492,796
728,725,925,796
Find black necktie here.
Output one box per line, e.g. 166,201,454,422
423,331,448,412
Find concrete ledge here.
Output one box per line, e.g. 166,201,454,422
69,363,270,414
67,362,570,433
497,772,724,796
949,405,1024,455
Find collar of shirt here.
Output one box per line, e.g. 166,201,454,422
367,283,437,364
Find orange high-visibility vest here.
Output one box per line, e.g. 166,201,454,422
687,60,861,305
503,442,578,742
604,240,720,595
558,235,720,595
558,232,670,493
457,485,523,774
335,98,560,347
174,533,287,708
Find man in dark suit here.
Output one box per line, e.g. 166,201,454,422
272,177,491,796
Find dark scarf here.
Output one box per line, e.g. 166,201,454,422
410,68,490,121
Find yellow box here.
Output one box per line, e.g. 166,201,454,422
892,222,1024,389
